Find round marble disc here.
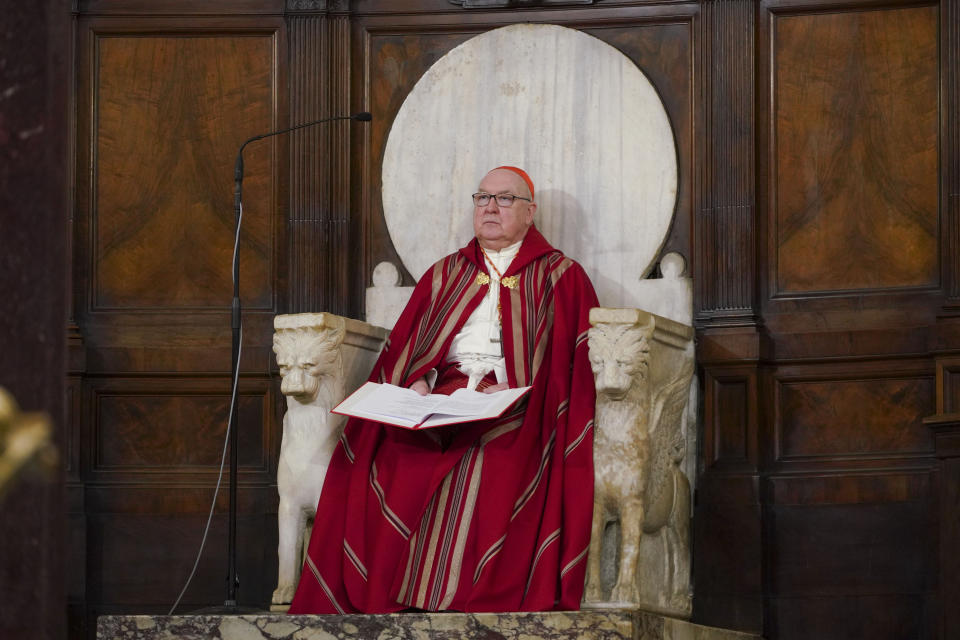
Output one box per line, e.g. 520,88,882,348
382,23,678,307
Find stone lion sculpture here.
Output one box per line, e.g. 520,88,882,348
583,308,694,615
271,314,347,606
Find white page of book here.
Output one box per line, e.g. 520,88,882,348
368,383,446,422
333,382,531,429
428,387,527,418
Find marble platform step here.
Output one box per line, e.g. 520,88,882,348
97,610,763,640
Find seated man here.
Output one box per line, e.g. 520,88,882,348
288,166,598,613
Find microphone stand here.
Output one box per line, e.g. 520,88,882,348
205,111,371,613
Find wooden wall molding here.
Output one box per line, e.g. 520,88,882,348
84,500,279,608
448,0,595,7
287,0,348,11
694,357,764,633
77,0,286,15
935,357,960,414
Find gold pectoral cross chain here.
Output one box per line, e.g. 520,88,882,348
476,246,519,323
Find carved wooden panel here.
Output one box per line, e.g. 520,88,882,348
94,391,268,471
771,5,938,295
692,478,763,632
86,491,278,607
703,368,757,470
767,472,936,639
777,376,935,460
716,379,749,460
93,33,277,310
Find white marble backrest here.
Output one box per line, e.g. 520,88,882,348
381,23,679,310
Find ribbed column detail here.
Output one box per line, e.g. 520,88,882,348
328,14,351,318
695,0,756,322
288,13,330,313
947,0,960,304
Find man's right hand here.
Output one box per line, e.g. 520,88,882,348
409,378,430,396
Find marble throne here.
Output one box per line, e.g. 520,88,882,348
270,22,696,618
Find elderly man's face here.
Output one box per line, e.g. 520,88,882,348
473,169,537,250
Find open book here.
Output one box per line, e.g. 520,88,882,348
331,381,532,429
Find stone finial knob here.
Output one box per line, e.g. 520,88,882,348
660,252,686,279
372,261,402,288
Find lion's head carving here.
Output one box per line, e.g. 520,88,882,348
587,318,654,401
273,322,345,407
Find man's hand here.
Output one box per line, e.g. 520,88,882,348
482,382,509,394
409,378,430,396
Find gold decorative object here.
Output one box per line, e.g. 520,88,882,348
0,387,58,503
501,275,520,290
475,273,491,286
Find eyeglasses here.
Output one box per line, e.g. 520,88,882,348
472,192,532,207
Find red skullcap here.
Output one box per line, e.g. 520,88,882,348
494,165,535,200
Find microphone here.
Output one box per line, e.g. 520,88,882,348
221,110,371,609
234,112,372,180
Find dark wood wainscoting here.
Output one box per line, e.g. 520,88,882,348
70,7,287,637
693,0,951,637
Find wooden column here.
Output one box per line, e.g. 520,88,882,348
933,5,960,633
946,0,960,309
692,0,764,634
695,0,756,325
286,0,352,317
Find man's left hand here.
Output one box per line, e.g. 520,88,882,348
482,382,509,394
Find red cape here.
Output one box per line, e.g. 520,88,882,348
289,227,598,613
